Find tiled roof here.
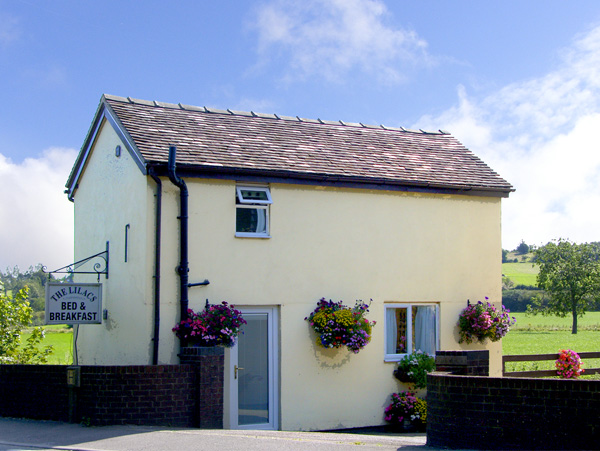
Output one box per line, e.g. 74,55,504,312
92,94,514,196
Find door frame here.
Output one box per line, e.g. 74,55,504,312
229,306,279,430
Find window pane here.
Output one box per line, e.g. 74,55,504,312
238,314,269,426
240,189,269,202
414,306,436,355
386,307,407,354
236,207,267,234
386,305,437,358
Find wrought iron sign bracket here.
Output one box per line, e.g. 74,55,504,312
44,241,110,283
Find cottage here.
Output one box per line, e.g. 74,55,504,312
65,94,513,431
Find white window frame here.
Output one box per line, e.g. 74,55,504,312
235,185,272,238
236,186,272,205
384,303,440,362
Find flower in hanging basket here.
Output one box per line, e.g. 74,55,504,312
555,349,584,378
394,350,435,389
457,298,516,344
305,298,376,354
172,301,246,347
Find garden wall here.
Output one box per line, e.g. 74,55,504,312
428,351,600,450
0,349,223,428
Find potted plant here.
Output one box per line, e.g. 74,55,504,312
394,351,435,389
305,298,376,354
173,301,246,347
457,298,516,344
384,391,427,432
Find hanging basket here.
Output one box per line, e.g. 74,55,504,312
393,369,414,383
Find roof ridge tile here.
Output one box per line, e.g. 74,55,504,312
127,97,154,106
103,94,129,103
154,100,179,109
179,103,205,112
227,109,253,117
205,106,232,115
106,94,447,134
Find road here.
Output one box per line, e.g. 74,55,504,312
0,418,431,451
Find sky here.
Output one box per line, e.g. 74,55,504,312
2,0,600,271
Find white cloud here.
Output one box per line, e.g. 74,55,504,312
416,25,600,251
0,148,77,272
251,0,431,83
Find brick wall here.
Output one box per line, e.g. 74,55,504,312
0,365,70,421
180,347,224,428
77,365,198,427
0,354,224,428
434,350,489,376
427,351,600,450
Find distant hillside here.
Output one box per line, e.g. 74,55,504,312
502,262,538,287
501,248,539,312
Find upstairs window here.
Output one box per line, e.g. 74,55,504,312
236,186,272,238
384,303,439,361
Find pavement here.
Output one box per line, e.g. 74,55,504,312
0,418,431,451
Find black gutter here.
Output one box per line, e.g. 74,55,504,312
149,166,162,365
167,146,190,325
149,165,514,198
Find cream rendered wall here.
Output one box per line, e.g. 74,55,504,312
73,120,155,364
73,126,505,428
156,180,504,431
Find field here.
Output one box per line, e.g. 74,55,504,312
22,325,73,364
503,312,600,375
502,262,538,286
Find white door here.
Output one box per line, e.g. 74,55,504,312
230,307,279,430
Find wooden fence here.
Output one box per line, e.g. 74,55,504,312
503,351,600,377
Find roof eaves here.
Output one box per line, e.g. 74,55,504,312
150,162,514,198
65,95,148,201
103,101,148,173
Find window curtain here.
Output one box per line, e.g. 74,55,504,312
414,306,436,355
385,308,397,354
255,208,266,233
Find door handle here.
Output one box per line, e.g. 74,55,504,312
235,365,244,379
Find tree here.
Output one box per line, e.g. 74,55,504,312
0,284,53,363
0,265,54,325
515,240,530,255
529,239,600,334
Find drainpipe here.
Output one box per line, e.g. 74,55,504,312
149,167,162,365
167,146,190,324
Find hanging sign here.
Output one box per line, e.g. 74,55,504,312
45,282,103,324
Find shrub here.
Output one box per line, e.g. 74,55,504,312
0,285,53,364
502,288,540,312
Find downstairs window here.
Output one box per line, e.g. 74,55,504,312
384,303,439,361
